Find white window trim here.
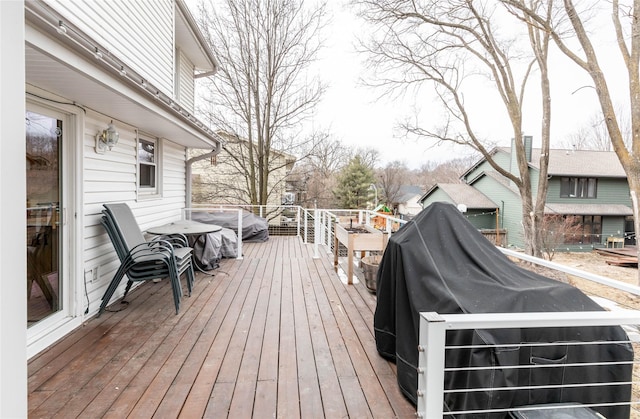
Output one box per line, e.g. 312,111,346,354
136,132,163,200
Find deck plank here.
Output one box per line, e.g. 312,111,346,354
29,282,177,417
300,258,348,418
27,237,413,418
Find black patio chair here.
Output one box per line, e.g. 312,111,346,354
98,203,195,316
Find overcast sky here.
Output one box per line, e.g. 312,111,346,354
311,2,469,169
310,2,630,169
190,1,629,170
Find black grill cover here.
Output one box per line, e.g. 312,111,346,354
374,202,633,418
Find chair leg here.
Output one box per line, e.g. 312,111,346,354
170,272,181,315
186,265,195,296
97,265,127,317
122,280,134,299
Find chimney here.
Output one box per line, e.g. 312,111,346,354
524,135,533,162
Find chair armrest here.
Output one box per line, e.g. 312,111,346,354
152,233,188,248
129,240,176,262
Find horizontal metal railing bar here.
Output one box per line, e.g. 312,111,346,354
500,247,640,296
445,339,635,350
444,380,635,394
433,311,640,330
445,401,640,416
444,360,636,372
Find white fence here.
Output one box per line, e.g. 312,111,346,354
181,205,408,260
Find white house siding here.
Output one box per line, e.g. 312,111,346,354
177,48,195,113
398,194,423,218
47,0,175,96
82,112,188,317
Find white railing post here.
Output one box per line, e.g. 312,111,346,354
320,211,325,246
236,209,243,259
417,312,446,419
297,206,302,240
313,208,320,259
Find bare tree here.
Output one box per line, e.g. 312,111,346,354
352,147,380,169
562,113,612,151
354,0,554,256
505,0,640,281
377,161,409,205
288,136,352,207
561,107,633,151
196,0,328,206
540,215,584,261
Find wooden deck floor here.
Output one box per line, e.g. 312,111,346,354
28,236,415,418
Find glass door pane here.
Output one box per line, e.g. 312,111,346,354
26,111,63,326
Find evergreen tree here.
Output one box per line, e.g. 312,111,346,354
333,157,376,209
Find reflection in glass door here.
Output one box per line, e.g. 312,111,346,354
26,110,63,326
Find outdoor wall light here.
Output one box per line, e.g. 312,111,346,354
95,121,119,154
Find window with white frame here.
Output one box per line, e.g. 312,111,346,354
138,137,161,196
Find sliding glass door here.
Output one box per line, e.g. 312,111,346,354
26,106,68,327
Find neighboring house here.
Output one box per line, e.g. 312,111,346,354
190,131,297,207
2,1,221,412
394,185,425,220
420,137,634,251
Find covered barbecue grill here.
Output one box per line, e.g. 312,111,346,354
374,202,633,418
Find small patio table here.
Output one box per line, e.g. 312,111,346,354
147,219,222,236
147,220,222,274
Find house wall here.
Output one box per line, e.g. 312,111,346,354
546,177,631,206
421,188,455,206
176,48,195,113
472,176,523,248
546,217,626,252
82,111,188,317
602,216,627,242
464,150,510,183
544,177,630,251
398,194,422,218
47,0,175,96
421,191,498,231
25,0,217,365
464,210,498,230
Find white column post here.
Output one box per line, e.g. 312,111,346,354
313,207,320,259
417,312,447,419
236,209,243,259
297,206,302,240
0,1,27,416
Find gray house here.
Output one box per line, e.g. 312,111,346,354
420,139,634,251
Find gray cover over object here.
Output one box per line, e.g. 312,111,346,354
190,228,238,270
191,210,269,242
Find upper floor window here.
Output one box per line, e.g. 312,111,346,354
138,137,161,198
560,177,597,198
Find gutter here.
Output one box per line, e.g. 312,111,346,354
186,133,225,207
175,0,220,74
